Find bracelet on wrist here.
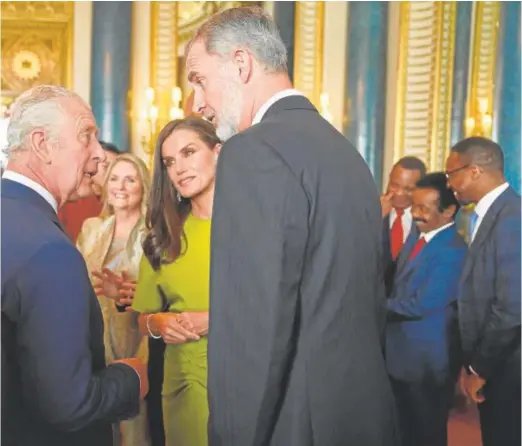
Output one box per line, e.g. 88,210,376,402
146,314,162,339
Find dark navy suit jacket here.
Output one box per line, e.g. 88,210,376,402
458,187,521,380
1,179,140,446
385,225,467,383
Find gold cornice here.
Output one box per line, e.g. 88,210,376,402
294,1,325,108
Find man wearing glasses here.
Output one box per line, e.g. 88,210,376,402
445,136,520,446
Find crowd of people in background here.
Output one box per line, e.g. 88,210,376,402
2,6,520,446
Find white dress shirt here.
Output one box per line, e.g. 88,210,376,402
420,222,455,243
251,89,304,126
470,182,509,243
2,170,58,213
389,207,413,243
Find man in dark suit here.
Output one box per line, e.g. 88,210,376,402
446,137,520,446
381,157,426,296
385,173,466,446
185,6,400,446
1,85,148,446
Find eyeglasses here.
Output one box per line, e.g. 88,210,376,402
445,163,471,179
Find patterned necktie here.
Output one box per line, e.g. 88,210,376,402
468,211,479,244
409,237,427,261
390,208,405,260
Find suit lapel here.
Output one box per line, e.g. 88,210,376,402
395,226,455,282
460,187,517,281
395,221,419,275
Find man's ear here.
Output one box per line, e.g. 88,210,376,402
442,204,457,220
214,143,223,157
30,128,53,164
232,49,253,84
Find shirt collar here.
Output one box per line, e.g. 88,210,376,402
420,222,454,243
2,170,58,213
390,206,412,219
251,89,304,126
474,182,509,218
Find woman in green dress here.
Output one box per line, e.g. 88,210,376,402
131,117,221,446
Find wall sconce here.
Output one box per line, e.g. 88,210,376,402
139,86,184,168
465,98,492,137
320,92,333,123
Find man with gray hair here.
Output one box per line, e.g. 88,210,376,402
1,85,148,446
186,7,400,446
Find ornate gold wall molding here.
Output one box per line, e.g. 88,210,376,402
294,1,325,108
150,1,179,125
1,1,74,106
466,1,499,139
393,1,456,171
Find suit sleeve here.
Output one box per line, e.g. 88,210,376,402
470,214,521,378
208,134,309,445
386,249,465,319
16,242,140,431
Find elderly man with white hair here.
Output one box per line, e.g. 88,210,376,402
1,85,148,446
186,6,400,446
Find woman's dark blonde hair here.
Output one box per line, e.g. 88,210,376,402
99,153,151,257
143,117,221,271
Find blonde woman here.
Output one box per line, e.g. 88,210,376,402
77,153,151,446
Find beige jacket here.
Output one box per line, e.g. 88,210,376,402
77,215,147,363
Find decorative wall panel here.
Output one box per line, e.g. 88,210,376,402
1,2,74,107
394,1,456,171
294,1,324,108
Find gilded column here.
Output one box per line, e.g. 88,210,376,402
466,1,500,140
150,1,179,128
493,1,521,193
450,3,473,147
293,1,324,108
393,2,456,171
90,1,132,151
273,2,296,81
343,2,388,189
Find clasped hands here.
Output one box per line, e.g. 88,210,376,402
92,267,208,343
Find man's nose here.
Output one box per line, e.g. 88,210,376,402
93,140,106,162
192,90,205,115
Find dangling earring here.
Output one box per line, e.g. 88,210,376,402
177,191,181,202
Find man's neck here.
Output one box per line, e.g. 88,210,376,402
240,74,293,130
475,176,507,203
6,162,59,202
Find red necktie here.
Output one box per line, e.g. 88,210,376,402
409,237,427,261
390,208,404,260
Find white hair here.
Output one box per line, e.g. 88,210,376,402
189,6,288,73
6,85,81,158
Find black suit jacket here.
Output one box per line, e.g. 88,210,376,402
458,187,521,380
208,95,400,446
1,179,140,446
382,214,418,297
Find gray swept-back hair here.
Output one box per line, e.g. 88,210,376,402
6,85,81,157
187,6,287,73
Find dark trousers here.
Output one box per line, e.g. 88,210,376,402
478,351,521,446
391,377,455,446
147,337,166,446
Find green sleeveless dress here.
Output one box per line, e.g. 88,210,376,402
132,214,211,446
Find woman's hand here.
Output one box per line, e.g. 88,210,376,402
92,268,135,307
178,312,209,336
149,313,201,344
